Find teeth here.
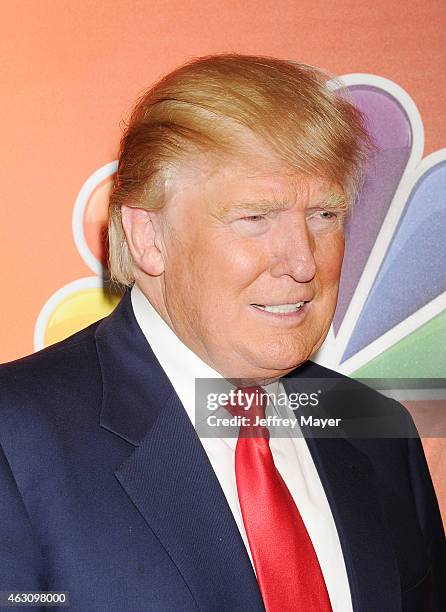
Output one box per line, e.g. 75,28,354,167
255,302,305,313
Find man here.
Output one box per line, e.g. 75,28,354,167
1,54,444,611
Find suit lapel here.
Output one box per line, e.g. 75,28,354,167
283,375,402,612
115,391,264,611
95,291,264,611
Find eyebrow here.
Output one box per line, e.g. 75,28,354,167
309,192,348,212
219,197,290,215
214,192,347,217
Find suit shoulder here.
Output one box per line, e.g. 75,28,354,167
0,320,110,509
290,359,415,430
0,320,104,425
0,319,102,381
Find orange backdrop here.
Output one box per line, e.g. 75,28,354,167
1,0,445,521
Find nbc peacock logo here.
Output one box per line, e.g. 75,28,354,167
34,74,446,382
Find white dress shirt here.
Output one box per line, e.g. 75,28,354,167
131,284,353,612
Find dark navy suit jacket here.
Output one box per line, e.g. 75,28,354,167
0,290,445,611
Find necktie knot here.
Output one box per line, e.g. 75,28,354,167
228,386,269,438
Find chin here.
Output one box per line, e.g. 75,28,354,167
247,347,311,377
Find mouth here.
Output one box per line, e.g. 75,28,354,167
250,300,311,317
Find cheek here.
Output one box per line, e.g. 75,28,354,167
197,232,266,294
165,234,257,322
315,233,344,286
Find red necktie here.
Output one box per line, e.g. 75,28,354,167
231,386,332,612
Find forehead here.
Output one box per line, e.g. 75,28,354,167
165,148,340,211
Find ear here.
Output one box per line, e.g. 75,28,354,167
120,205,165,276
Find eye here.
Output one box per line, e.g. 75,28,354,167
320,210,336,219
241,215,266,222
307,209,342,231
233,213,270,236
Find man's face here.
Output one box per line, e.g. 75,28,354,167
138,147,345,382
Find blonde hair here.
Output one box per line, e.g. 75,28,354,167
108,53,372,285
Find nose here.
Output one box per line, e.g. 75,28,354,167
269,217,317,282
